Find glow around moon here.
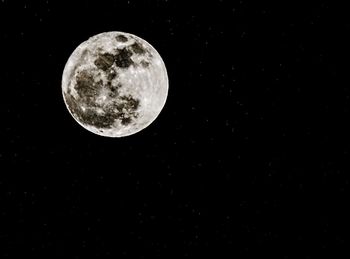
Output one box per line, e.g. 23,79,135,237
62,31,168,137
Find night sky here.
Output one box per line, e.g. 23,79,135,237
1,0,350,257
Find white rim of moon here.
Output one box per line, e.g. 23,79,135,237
62,31,169,137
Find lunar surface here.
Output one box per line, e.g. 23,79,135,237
62,31,168,137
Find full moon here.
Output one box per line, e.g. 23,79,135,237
62,31,168,137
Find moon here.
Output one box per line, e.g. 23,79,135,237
62,31,169,137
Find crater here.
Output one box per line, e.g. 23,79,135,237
107,69,117,80
130,42,146,55
80,108,117,129
106,94,141,126
64,93,80,116
108,83,122,98
115,35,128,42
114,48,134,68
140,60,150,68
94,53,115,71
120,95,140,111
74,70,101,99
121,117,132,125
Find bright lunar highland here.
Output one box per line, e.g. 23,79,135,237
62,31,169,137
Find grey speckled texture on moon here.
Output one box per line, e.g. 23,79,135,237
62,31,169,137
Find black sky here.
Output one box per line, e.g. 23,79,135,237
1,0,350,257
